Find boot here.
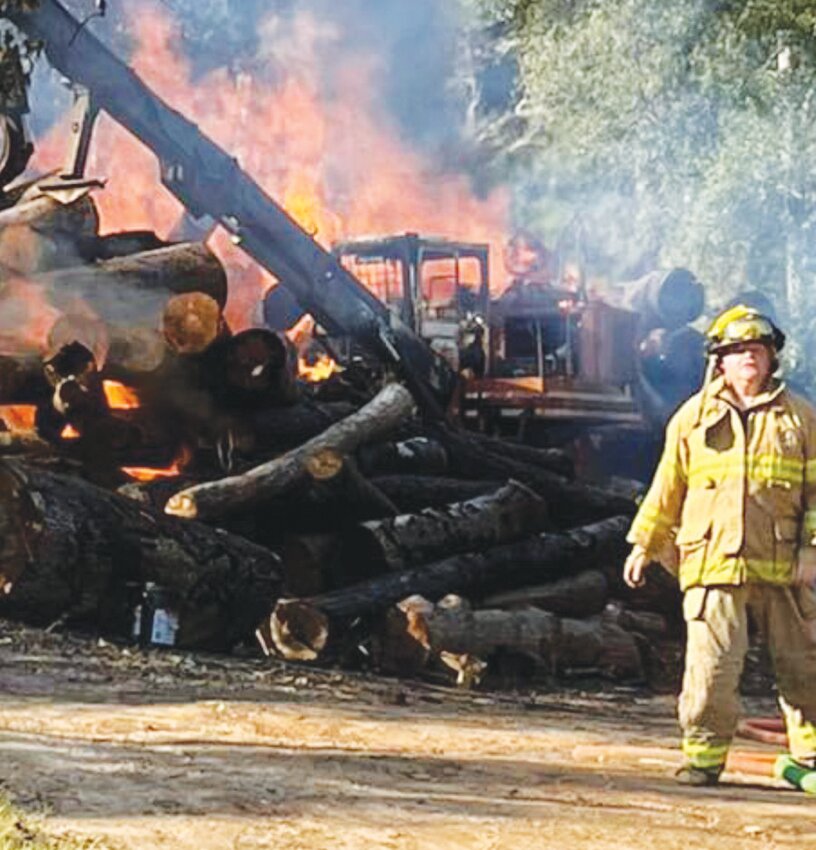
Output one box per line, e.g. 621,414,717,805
675,764,722,786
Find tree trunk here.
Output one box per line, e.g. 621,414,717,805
165,382,415,520
481,569,608,617
341,480,550,576
370,475,502,512
0,458,281,651
262,515,630,660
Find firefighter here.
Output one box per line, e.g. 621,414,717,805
623,304,816,787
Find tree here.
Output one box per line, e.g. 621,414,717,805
461,0,816,382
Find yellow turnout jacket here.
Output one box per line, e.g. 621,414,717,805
628,376,816,591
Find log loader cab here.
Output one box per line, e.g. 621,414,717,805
332,233,490,370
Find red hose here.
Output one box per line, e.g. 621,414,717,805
736,716,787,747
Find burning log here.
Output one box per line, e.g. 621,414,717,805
481,569,609,617
40,241,228,322
340,480,551,577
370,474,502,512
165,382,415,520
260,515,630,660
431,425,634,526
207,328,299,410
0,458,281,651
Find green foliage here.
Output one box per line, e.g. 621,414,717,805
464,0,816,388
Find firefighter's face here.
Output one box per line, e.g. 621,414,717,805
719,341,772,388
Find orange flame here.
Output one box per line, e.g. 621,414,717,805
102,380,140,410
31,2,510,333
0,405,37,432
60,423,80,440
121,444,192,482
298,353,340,383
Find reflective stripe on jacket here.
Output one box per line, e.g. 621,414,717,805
627,377,816,591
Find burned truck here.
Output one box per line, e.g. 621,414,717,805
332,233,706,443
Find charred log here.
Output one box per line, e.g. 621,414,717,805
262,515,630,660
341,480,550,577
356,437,449,477
431,424,634,527
370,475,502,513
165,382,415,520
481,569,608,617
0,458,281,651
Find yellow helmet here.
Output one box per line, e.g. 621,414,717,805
706,304,785,355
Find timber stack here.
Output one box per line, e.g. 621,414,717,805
0,177,676,689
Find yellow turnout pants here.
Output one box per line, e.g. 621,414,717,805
680,583,816,770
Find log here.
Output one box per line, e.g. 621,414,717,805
372,594,642,684
207,328,299,410
357,437,449,477
0,458,281,651
282,533,344,597
40,242,228,323
162,292,226,355
435,427,575,479
481,569,608,617
0,193,99,274
370,474,502,512
431,425,634,527
341,480,551,576
165,382,415,520
262,514,630,660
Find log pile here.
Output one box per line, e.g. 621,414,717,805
0,181,678,689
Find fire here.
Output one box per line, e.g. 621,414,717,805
0,405,36,432
60,423,80,440
31,2,510,333
298,353,340,383
102,380,140,410
121,443,192,483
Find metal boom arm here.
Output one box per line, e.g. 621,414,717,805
6,0,455,415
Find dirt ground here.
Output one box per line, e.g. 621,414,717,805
0,620,814,850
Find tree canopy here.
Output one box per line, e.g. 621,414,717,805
462,0,816,372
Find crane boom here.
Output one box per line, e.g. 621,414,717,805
5,0,455,415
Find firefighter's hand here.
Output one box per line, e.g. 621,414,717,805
796,548,816,586
623,544,651,589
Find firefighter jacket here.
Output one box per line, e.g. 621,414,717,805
627,376,816,591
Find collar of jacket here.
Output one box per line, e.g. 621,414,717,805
702,375,788,417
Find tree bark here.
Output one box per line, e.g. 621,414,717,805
370,475,502,512
0,458,281,651
262,514,630,660
341,480,551,576
165,382,415,520
481,569,608,617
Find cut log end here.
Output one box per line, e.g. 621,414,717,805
165,491,198,519
269,599,329,661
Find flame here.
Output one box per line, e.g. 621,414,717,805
0,405,36,432
298,353,339,383
121,444,192,482
102,380,140,410
60,423,80,440
31,2,510,333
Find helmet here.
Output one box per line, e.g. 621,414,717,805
706,304,785,356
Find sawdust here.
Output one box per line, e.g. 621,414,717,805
0,621,813,850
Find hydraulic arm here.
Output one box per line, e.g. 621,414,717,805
4,0,456,416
